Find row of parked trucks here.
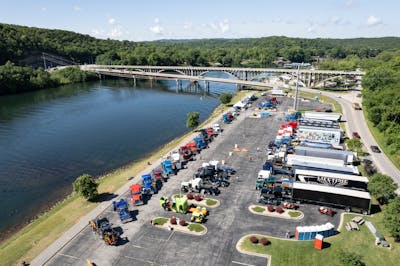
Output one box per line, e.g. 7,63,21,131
89,124,225,244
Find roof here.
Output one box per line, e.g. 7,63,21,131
293,182,371,199
298,118,341,130
294,169,369,183
304,112,342,122
292,161,359,175
295,146,354,156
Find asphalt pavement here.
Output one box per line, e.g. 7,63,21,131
37,95,339,266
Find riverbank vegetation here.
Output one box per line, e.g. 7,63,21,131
0,62,97,95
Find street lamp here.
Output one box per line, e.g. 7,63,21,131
290,62,310,111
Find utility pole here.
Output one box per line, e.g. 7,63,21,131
291,62,310,111
42,53,47,69
293,64,301,111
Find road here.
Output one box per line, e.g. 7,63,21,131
301,87,400,187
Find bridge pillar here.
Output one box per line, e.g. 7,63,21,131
133,76,136,86
205,81,210,92
176,79,182,90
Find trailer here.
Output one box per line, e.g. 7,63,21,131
294,169,368,190
291,160,359,175
287,154,345,168
294,146,355,164
292,182,371,214
303,112,342,122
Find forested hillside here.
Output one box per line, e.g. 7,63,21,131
2,23,400,68
362,50,400,165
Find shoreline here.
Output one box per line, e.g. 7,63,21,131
0,90,248,265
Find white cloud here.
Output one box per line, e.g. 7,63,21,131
183,22,192,30
108,18,117,25
110,26,122,37
150,24,163,34
367,15,382,26
41,7,47,12
344,0,354,7
208,19,230,33
73,6,81,12
307,27,315,33
149,18,163,35
91,29,105,37
219,19,230,33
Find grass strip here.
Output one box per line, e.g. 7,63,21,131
252,206,265,213
205,199,217,206
188,223,205,233
0,89,245,265
287,211,302,218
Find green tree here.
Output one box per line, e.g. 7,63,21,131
219,93,233,105
368,173,397,205
383,196,400,241
346,138,363,154
186,112,200,131
338,251,365,266
73,174,98,201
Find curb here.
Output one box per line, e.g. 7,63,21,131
248,205,304,220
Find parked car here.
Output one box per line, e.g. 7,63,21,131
352,132,361,139
370,145,381,153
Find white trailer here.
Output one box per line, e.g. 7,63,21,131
295,146,355,164
287,154,345,168
304,112,342,122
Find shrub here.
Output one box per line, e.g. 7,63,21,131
267,205,275,212
194,194,202,201
187,193,194,200
260,237,270,246
249,236,259,244
170,216,177,224
179,219,187,226
73,174,98,201
339,251,365,266
275,206,284,213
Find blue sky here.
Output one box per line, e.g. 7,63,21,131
0,0,398,41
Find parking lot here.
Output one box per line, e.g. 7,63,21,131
46,95,340,266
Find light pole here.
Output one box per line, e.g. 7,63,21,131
291,62,310,111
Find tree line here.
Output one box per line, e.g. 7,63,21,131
0,62,97,95
2,23,400,68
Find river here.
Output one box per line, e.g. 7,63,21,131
0,73,235,239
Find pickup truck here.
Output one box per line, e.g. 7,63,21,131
352,103,362,110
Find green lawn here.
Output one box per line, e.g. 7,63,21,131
153,217,168,226
188,223,205,232
240,212,399,266
288,211,302,218
252,206,265,213
205,199,217,206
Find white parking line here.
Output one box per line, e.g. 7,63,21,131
124,255,153,265
58,253,79,260
232,261,256,266
131,244,143,249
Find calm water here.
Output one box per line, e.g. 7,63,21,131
0,74,234,238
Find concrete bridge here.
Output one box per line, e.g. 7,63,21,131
80,64,364,90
